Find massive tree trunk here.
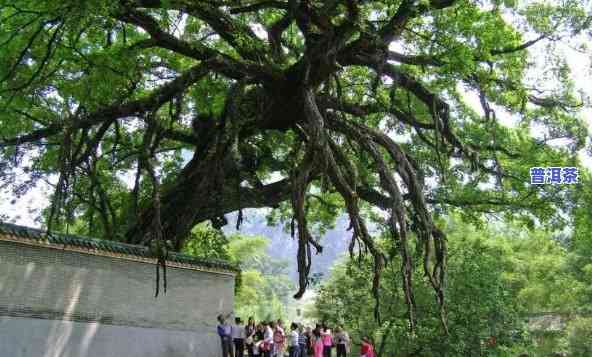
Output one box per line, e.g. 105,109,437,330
125,151,292,249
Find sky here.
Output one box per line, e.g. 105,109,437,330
1,4,591,229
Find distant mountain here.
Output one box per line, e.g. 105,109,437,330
223,209,354,281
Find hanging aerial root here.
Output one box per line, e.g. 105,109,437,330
347,118,449,332
431,227,449,334
333,119,417,330
300,92,394,324
326,137,364,266
290,89,447,330
290,139,322,299
325,115,449,332
47,126,75,233
289,138,315,299
140,115,168,298
324,136,386,322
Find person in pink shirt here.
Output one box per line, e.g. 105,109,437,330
321,325,333,357
313,325,324,357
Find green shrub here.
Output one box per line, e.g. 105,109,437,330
567,317,592,356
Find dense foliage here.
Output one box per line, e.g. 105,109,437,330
1,0,590,329
566,317,592,356
312,215,592,356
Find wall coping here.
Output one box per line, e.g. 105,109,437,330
0,222,238,276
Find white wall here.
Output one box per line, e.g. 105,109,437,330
0,239,235,357
0,316,220,357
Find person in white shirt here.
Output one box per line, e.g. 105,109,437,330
288,322,300,357
232,317,246,357
262,321,274,357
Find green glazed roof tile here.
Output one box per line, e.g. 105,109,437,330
0,222,238,273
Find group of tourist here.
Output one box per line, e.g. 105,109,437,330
217,315,375,357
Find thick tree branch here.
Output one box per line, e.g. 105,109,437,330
116,9,281,82
388,51,443,66
319,95,435,129
130,0,270,63
229,1,288,14
379,0,456,44
490,34,547,55
1,64,209,147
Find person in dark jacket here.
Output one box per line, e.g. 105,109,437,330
245,317,257,357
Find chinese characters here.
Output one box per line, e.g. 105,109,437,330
530,167,579,185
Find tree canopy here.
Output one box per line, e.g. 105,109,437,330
0,0,590,331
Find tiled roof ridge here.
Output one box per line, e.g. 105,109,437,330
0,221,239,273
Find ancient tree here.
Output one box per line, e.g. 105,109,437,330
0,0,588,330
